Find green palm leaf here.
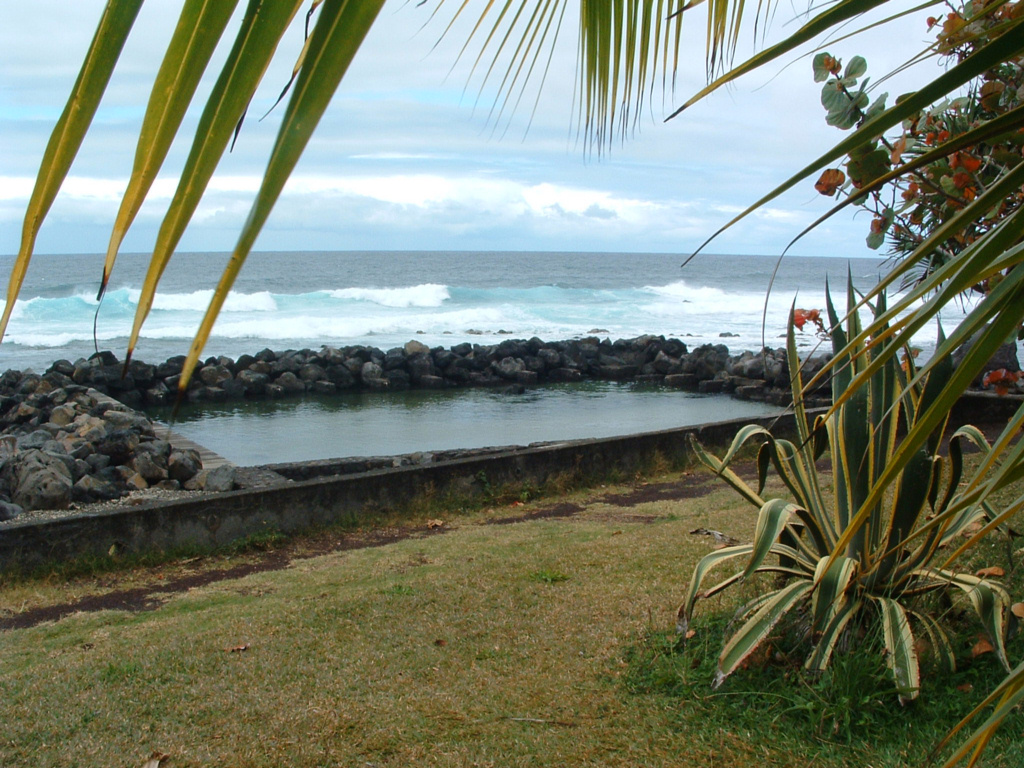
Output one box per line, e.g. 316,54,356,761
177,0,387,392
0,0,143,342
98,0,241,300
126,0,304,362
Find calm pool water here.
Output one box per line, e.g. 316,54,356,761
148,382,780,466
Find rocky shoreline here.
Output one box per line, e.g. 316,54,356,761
0,335,824,521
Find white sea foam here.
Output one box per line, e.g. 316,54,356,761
131,289,278,313
326,284,450,308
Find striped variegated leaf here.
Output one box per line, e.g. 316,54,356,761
923,569,1011,672
677,544,754,636
875,596,921,704
810,554,857,632
907,608,956,675
805,597,863,673
689,432,766,508
714,580,813,688
743,498,798,579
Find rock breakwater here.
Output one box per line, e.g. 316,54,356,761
39,336,830,408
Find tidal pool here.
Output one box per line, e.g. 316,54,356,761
148,381,781,466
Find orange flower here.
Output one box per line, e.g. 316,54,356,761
793,308,821,331
953,171,973,189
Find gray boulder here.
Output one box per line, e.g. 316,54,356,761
9,449,73,510
72,474,121,503
494,356,526,380
202,464,237,493
0,500,23,521
167,449,203,483
275,371,307,395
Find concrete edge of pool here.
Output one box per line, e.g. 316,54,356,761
0,392,1017,574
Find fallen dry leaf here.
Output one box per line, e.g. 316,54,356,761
426,519,445,529
971,637,995,657
510,501,524,508
226,644,250,653
814,168,846,195
142,752,169,768
961,522,984,538
957,683,974,693
1012,603,1024,619
685,629,696,640
976,566,1005,578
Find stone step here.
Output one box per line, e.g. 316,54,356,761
90,390,235,469
150,422,235,470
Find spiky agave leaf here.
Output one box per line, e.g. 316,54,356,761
919,569,1012,672
743,498,800,579
810,554,858,633
875,596,921,704
805,596,863,673
714,580,814,688
906,608,956,676
688,427,769,508
677,543,755,635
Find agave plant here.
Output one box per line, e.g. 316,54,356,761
678,282,1017,703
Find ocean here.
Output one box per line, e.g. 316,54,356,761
0,249,956,371
0,250,974,463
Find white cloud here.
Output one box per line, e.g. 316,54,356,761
0,1,933,259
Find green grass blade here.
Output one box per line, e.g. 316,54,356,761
126,0,303,361
177,0,387,393
0,0,143,342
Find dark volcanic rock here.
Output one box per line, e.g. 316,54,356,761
7,449,73,510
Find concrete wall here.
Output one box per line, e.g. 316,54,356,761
0,410,804,572
1,392,1018,574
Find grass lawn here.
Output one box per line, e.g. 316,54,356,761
2,464,1022,767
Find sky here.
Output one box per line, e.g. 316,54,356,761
0,1,935,259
